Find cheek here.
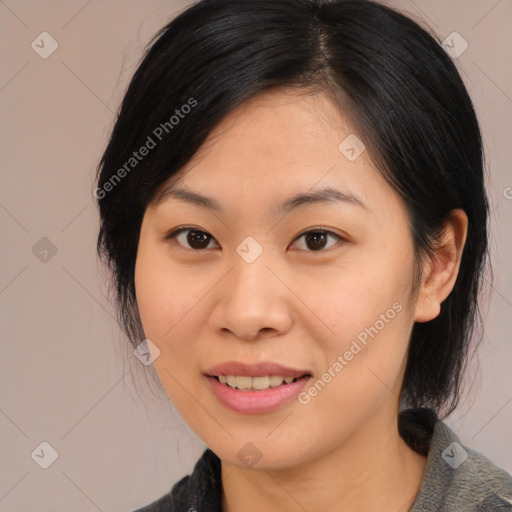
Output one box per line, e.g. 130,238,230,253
302,248,415,404
135,253,206,414
297,299,412,449
135,241,201,339
307,252,414,344
134,239,221,369
134,252,194,398
134,254,169,339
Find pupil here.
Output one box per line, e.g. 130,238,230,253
188,230,209,249
306,231,326,250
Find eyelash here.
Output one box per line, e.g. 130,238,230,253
163,226,346,252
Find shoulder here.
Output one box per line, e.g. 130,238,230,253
130,474,189,512
130,448,222,512
403,409,512,511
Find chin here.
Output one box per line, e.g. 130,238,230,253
210,438,312,472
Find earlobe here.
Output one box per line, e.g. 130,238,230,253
413,209,468,323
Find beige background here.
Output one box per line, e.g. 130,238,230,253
1,0,511,510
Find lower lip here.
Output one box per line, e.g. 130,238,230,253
206,375,311,414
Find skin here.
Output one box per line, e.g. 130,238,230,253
134,88,468,512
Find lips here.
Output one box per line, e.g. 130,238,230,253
204,361,312,413
205,360,312,379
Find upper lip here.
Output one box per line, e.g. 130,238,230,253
205,361,312,378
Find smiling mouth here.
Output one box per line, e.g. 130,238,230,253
214,374,311,391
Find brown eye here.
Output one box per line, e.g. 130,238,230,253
292,230,344,251
165,227,344,252
167,228,219,250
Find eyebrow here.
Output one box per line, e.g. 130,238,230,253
155,184,368,214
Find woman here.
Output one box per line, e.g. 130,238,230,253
95,0,512,510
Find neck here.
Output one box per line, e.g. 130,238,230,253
221,406,427,512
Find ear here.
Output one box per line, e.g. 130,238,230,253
414,209,468,323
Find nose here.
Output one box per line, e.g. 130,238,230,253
208,249,294,341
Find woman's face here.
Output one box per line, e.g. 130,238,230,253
135,89,423,470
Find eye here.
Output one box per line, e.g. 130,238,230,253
165,227,219,250
164,226,345,252
290,229,345,252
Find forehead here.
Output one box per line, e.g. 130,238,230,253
157,88,373,190
189,88,352,166
146,89,413,240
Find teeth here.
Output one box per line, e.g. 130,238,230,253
217,375,300,390
269,375,285,387
252,376,270,390
236,376,252,389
